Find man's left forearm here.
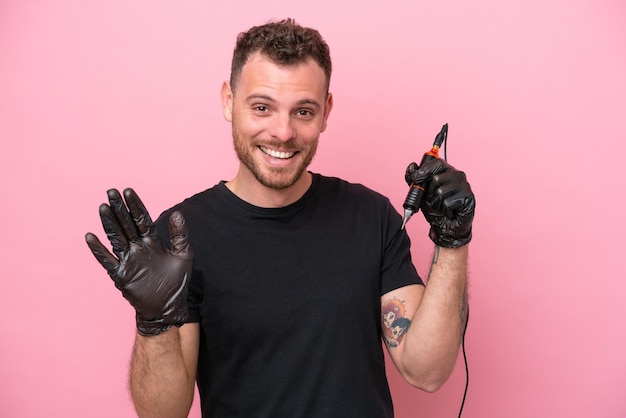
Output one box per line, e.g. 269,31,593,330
427,244,469,338
400,244,469,391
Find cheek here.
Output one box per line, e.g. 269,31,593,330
297,123,324,144
233,113,264,137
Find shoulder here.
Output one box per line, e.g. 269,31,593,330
315,173,389,200
153,183,225,230
311,173,403,233
166,183,226,211
314,173,393,210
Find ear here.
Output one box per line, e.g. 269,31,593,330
320,92,333,132
221,81,233,122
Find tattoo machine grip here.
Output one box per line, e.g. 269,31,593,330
401,123,448,229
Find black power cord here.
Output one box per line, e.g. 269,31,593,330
441,128,470,418
458,305,469,417
403,125,471,416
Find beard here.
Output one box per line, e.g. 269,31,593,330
232,122,318,190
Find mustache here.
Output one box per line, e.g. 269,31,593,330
255,139,301,151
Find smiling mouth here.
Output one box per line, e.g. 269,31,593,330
259,146,296,159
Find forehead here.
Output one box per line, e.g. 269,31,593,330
235,52,327,100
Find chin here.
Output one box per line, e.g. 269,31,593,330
257,167,308,190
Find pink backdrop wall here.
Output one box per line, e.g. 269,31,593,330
1,1,625,417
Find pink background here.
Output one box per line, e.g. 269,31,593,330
1,1,625,417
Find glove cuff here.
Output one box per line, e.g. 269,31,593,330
429,227,472,248
136,315,184,337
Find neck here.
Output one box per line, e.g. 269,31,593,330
226,169,312,208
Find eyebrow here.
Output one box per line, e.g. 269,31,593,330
246,94,321,109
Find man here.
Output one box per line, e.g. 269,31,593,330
85,18,475,418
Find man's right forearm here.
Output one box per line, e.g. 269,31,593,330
130,327,196,418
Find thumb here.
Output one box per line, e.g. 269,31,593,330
412,158,451,184
404,162,419,186
169,211,192,258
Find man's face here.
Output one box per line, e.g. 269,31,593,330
222,52,333,190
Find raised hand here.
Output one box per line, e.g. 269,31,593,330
85,188,193,336
405,159,475,248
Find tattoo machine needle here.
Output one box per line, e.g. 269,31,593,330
400,123,448,230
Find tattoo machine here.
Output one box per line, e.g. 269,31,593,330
400,123,448,230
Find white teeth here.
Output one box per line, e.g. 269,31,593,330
260,146,295,159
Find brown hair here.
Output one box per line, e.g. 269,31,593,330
230,18,332,93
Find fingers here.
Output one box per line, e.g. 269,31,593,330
404,162,419,186
411,158,451,184
107,189,140,242
405,158,451,187
123,188,156,238
426,170,475,218
169,211,193,258
85,232,119,274
93,188,153,257
99,202,130,256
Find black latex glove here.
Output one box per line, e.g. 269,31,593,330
405,159,475,248
85,188,193,336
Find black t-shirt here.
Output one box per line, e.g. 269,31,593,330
156,173,423,417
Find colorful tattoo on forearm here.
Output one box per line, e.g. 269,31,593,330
381,298,411,348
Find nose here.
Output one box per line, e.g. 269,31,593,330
268,112,295,142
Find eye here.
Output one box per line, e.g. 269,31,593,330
296,109,314,118
254,105,269,113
